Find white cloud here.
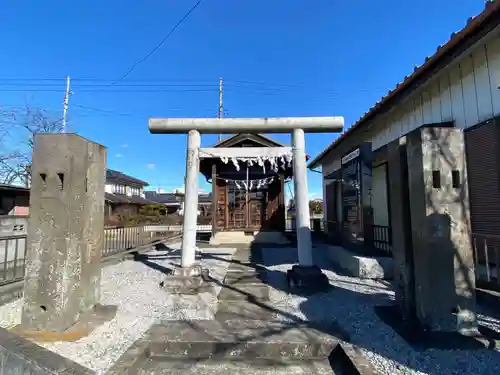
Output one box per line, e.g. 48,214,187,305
146,163,155,169
308,192,322,200
115,153,123,158
120,144,129,148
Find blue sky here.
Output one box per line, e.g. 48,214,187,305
0,0,485,198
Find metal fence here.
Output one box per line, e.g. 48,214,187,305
0,224,181,286
472,233,500,286
373,225,392,253
285,216,325,232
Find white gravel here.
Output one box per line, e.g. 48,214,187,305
263,246,500,375
0,242,236,375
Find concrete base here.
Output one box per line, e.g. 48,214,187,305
159,265,212,295
325,245,393,279
286,265,330,293
12,304,117,342
210,231,290,245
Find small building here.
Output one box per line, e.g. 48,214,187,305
104,169,156,222
145,190,213,216
308,2,500,255
200,134,292,238
0,184,30,215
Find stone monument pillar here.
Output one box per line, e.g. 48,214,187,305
406,127,477,334
387,137,416,321
21,134,107,332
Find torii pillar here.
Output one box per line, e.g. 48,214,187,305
149,117,343,292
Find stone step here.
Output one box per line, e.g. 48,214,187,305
133,358,336,374
218,284,269,301
215,300,275,321
227,263,266,273
147,320,344,361
223,271,265,285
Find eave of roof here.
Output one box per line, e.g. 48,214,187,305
106,169,149,187
308,0,500,169
0,184,30,193
214,133,285,148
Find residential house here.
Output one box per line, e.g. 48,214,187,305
145,190,213,216
104,169,156,222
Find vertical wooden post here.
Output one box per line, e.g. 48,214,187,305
211,163,217,237
279,173,285,232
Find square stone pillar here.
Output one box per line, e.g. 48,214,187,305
387,137,416,321
406,127,477,334
21,134,107,332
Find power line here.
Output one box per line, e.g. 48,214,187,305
0,88,219,93
98,0,204,92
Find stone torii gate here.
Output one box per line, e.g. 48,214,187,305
149,117,343,291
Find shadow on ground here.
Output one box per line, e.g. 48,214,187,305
133,236,500,374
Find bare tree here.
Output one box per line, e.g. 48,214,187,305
0,106,63,186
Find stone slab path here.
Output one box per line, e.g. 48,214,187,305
127,244,351,375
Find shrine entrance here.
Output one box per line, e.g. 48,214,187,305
226,184,265,231
200,133,291,234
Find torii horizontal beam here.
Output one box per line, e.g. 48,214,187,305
149,117,344,134
199,147,292,159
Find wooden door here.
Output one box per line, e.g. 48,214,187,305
227,186,247,230
248,191,265,229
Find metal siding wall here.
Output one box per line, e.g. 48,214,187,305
368,35,500,150
465,119,500,235
372,164,390,226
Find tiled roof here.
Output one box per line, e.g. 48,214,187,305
105,193,156,205
308,0,500,169
106,169,149,187
145,191,182,204
145,191,213,204
214,133,285,147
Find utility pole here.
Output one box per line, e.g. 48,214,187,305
62,76,71,133
217,77,223,142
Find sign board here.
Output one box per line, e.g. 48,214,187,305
341,143,373,249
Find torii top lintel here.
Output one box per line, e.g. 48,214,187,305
148,117,344,134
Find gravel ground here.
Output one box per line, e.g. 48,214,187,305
0,243,236,375
262,246,500,375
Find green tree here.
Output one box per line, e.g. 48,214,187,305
309,199,323,215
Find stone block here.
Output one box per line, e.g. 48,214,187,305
147,320,345,360
325,245,393,279
406,127,477,334
159,265,213,295
0,327,92,374
22,134,107,332
286,265,330,293
387,138,416,319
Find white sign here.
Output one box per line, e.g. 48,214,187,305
341,148,360,165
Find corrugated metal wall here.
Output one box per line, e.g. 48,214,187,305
465,118,500,236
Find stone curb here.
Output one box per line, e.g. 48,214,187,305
0,326,94,375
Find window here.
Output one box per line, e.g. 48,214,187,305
114,184,125,194
129,187,140,196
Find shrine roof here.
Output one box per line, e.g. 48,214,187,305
213,133,285,148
